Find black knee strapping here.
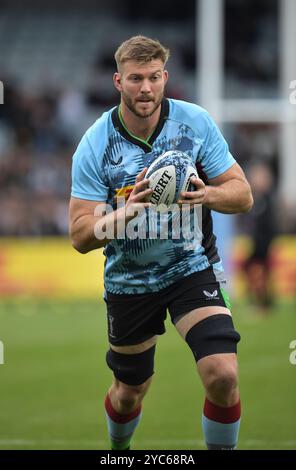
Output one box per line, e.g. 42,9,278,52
185,314,241,362
106,345,156,386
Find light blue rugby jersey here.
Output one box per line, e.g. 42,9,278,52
71,98,236,294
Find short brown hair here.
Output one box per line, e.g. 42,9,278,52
115,35,170,71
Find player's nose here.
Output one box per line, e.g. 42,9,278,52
140,79,152,94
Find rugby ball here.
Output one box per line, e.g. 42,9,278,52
145,150,198,209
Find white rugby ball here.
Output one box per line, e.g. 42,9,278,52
145,150,198,209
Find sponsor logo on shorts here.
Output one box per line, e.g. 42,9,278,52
203,289,219,300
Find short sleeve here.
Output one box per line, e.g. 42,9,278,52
71,133,109,201
197,112,236,179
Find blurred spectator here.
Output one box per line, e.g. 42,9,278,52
0,86,74,236
57,88,89,143
243,162,278,313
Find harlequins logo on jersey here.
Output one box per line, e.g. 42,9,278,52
115,185,134,201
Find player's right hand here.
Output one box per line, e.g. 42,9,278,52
127,168,153,206
123,168,153,219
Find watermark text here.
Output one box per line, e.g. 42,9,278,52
93,200,203,249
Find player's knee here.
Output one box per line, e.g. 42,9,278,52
205,363,238,397
106,345,156,386
114,378,152,410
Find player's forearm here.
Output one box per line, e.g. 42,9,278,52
70,206,130,253
205,179,253,214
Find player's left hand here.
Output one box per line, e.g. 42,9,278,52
177,177,208,207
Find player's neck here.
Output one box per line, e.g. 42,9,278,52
119,102,161,142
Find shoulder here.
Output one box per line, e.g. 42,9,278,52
72,107,115,166
168,98,215,136
84,107,115,153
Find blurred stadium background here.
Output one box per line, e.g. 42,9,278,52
0,0,295,450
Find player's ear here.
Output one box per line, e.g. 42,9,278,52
113,72,122,92
163,70,169,85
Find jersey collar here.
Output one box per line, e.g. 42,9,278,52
111,97,169,153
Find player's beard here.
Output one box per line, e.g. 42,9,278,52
122,91,164,119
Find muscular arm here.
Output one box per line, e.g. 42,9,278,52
204,163,253,213
178,163,254,214
69,168,152,254
69,198,125,253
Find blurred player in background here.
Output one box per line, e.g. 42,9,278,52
244,162,277,313
69,36,253,450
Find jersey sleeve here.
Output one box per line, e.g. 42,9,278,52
71,132,109,201
197,111,236,179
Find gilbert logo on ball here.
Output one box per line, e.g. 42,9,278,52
148,168,173,205
146,150,198,210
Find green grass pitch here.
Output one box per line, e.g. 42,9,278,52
0,298,295,450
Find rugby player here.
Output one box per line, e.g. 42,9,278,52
69,35,253,450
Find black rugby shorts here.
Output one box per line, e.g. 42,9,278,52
104,266,230,346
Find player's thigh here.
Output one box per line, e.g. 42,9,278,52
166,270,240,390
174,308,240,392
110,335,158,354
105,290,166,347
105,289,165,386
174,306,231,340
168,267,232,335
174,306,240,370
